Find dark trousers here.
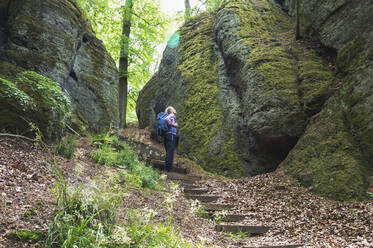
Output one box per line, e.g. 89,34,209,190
164,134,176,172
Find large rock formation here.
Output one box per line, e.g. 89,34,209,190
277,0,373,200
0,0,119,131
137,0,372,200
137,0,334,176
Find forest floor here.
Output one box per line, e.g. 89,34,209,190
0,127,372,248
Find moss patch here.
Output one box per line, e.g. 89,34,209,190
228,0,334,109
0,71,72,139
177,13,245,177
283,94,368,201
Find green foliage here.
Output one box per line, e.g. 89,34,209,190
125,210,192,248
7,230,46,243
90,135,160,189
75,0,170,122
0,77,35,112
57,136,77,159
0,71,72,139
47,177,125,248
15,71,71,120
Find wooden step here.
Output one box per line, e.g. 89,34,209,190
165,172,201,181
216,224,269,234
203,213,247,222
244,245,304,248
183,188,209,194
185,194,219,203
173,178,199,184
152,160,188,174
203,203,235,211
179,183,200,189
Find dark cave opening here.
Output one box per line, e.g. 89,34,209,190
253,133,299,172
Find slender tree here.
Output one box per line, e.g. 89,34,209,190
296,0,301,40
119,0,134,129
184,0,191,20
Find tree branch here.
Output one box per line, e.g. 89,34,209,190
132,11,161,27
0,133,35,142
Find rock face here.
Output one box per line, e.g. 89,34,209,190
0,0,119,131
138,0,334,178
276,0,373,200
137,0,372,200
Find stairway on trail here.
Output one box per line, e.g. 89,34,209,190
151,160,304,248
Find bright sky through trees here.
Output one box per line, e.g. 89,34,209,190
160,0,199,14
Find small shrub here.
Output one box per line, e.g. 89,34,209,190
57,136,77,159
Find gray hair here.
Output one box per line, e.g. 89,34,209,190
165,106,176,114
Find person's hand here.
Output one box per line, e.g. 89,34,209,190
173,123,179,128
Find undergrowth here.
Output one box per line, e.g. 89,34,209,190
45,134,195,247
90,134,160,190
57,135,77,159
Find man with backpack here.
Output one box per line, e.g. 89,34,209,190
163,106,178,172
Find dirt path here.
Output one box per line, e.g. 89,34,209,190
119,127,373,248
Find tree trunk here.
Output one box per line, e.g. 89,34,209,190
184,0,191,20
296,0,301,40
119,0,134,129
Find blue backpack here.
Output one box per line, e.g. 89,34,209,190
156,112,169,136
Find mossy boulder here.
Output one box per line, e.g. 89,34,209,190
137,0,334,178
0,0,119,131
277,0,373,199
283,94,368,201
0,71,71,139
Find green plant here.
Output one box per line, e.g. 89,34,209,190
125,210,192,248
90,136,160,190
47,176,124,248
212,210,228,223
6,230,46,243
226,230,250,240
57,135,77,159
190,200,208,218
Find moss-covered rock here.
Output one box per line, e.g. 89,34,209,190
278,0,373,199
0,0,119,131
283,94,368,201
0,71,72,139
137,0,336,178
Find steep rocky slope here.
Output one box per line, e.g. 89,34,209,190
137,0,372,200
0,0,119,131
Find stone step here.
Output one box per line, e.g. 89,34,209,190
203,203,235,211
152,160,188,174
244,245,304,248
203,213,247,222
185,194,219,203
183,188,209,194
216,224,269,234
